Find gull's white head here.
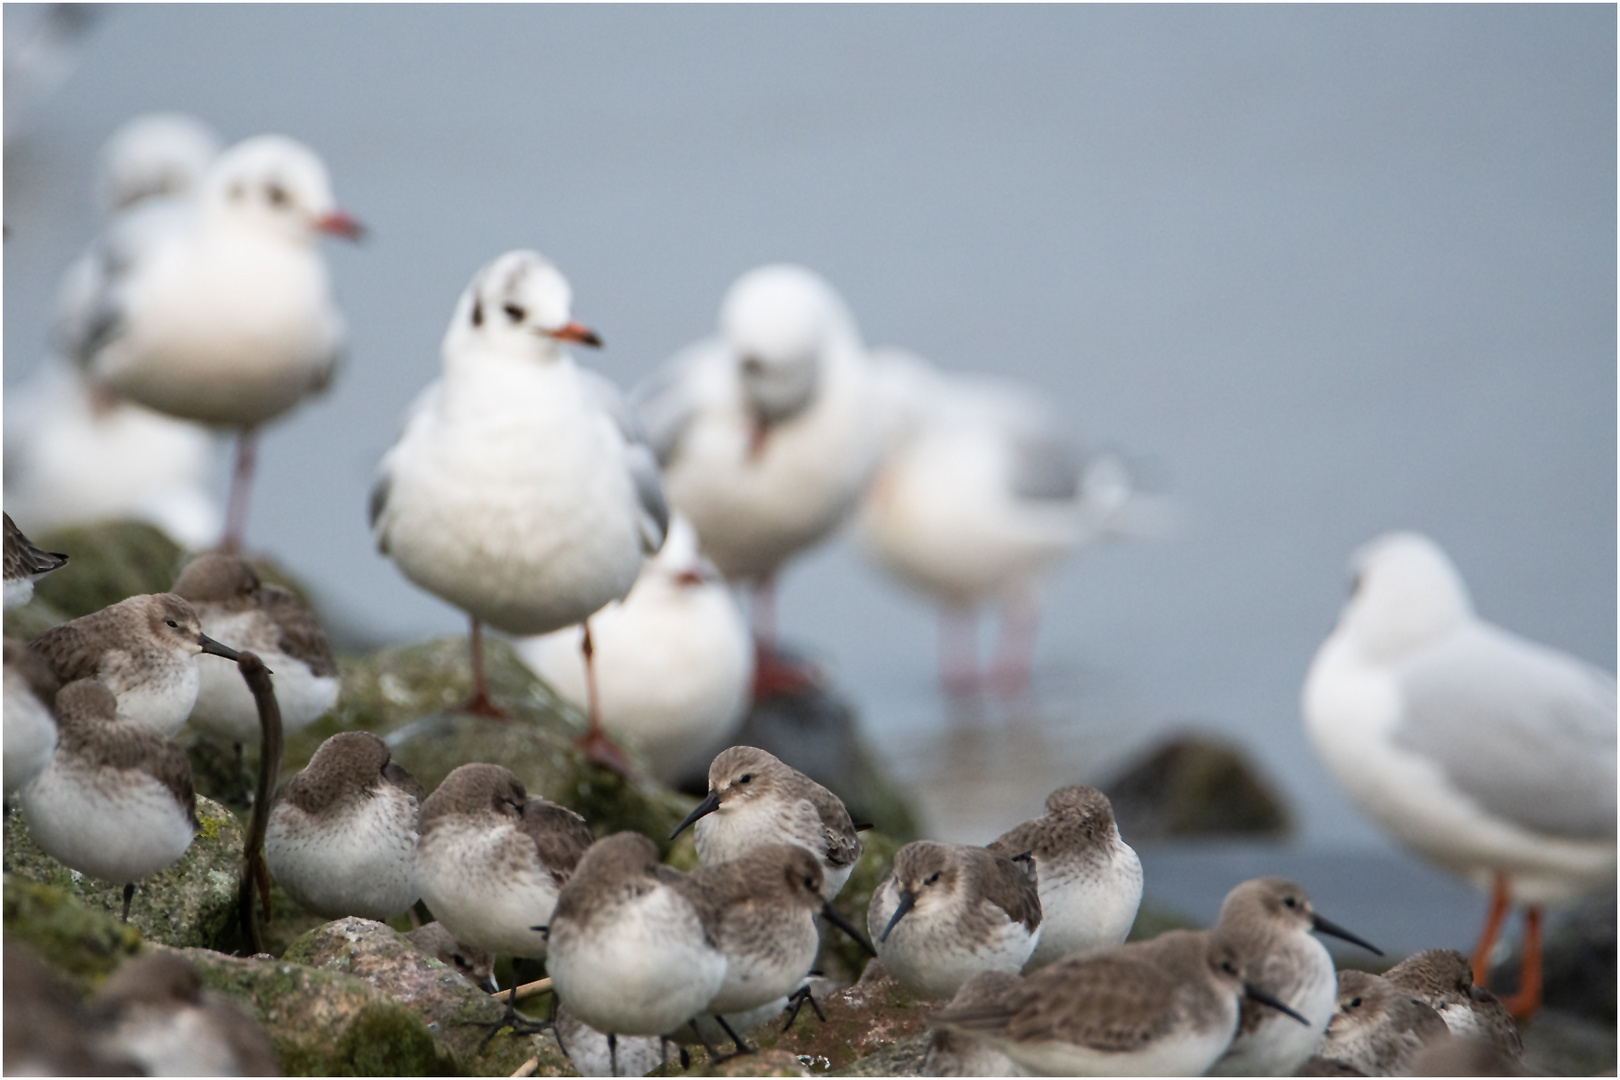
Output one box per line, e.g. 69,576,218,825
721,264,853,428
1338,531,1473,663
649,514,721,588
204,134,362,243
446,249,601,360
96,112,222,215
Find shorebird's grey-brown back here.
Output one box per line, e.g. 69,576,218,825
3,513,68,609
1382,948,1523,1062
1313,968,1449,1076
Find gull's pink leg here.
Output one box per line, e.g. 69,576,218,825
573,619,636,776
990,596,1040,699
221,428,258,554
461,617,507,718
940,607,980,698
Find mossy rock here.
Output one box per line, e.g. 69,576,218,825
282,917,573,1076
818,830,902,984
1103,731,1290,840
2,876,143,992
29,520,189,620
4,796,246,951
834,1031,932,1077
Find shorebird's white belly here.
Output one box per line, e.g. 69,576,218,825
705,915,818,1016
190,610,337,744
1001,1018,1235,1077
100,654,200,739
694,797,848,900
266,786,419,921
3,672,57,796
21,760,194,884
416,819,559,958
1025,844,1143,969
1209,933,1334,1076
870,883,1039,999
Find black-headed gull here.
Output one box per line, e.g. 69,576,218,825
857,348,1166,698
633,264,880,692
371,250,668,771
67,133,361,552
514,514,753,785
1303,531,1616,1017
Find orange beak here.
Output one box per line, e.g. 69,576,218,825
550,322,603,348
315,210,365,241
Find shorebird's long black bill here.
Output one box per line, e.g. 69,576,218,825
879,890,916,944
1312,913,1383,956
669,789,721,840
1245,983,1310,1026
198,633,243,662
822,902,878,957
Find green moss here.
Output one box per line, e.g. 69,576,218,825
330,1004,459,1076
31,520,189,619
817,830,902,983
2,876,143,991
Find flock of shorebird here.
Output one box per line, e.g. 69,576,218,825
3,110,1614,1076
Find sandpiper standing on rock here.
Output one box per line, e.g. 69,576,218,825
371,250,667,772
3,513,68,609
670,745,861,901
20,679,198,920
265,731,425,921
1207,878,1382,1076
985,785,1141,969
26,592,241,737
868,840,1043,999
173,552,339,754
547,832,729,1069
932,928,1309,1076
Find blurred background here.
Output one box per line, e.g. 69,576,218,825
4,5,1613,953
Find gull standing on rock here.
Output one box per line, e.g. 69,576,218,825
265,731,426,921
68,133,361,551
670,745,862,900
1207,877,1382,1076
868,840,1043,999
20,679,198,920
173,552,339,753
371,250,667,771
633,264,880,692
26,592,242,737
515,515,753,785
985,785,1142,969
1303,531,1616,1017
931,928,1309,1076
3,513,68,609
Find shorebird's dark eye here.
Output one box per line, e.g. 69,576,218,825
738,774,753,785
924,872,941,886
1348,997,1362,1008
503,303,526,323
166,620,179,628
1283,897,1297,908
803,875,816,890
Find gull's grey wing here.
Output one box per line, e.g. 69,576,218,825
1007,428,1083,502
368,380,442,547
58,197,192,367
628,340,718,467
579,368,669,554
1393,622,1617,839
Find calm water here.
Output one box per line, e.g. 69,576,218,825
5,6,1613,946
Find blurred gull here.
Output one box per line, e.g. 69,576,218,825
856,348,1170,697
515,515,752,784
371,250,668,771
1303,531,1616,1018
65,133,361,551
633,264,881,692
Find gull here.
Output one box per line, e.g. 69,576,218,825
514,514,753,784
856,348,1168,698
67,133,361,551
633,264,880,693
1303,530,1616,1017
371,249,667,771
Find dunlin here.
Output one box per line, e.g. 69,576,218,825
547,832,728,1052
27,592,242,737
70,134,361,550
670,745,862,900
868,840,1042,999
371,249,667,768
1313,969,1449,1076
173,552,339,750
921,971,1023,1077
19,678,198,919
1383,948,1523,1061
4,638,59,796
515,514,753,784
3,513,68,609
89,951,278,1076
1304,531,1616,1016
986,785,1142,968
265,731,425,921
1207,877,1382,1076
932,928,1309,1076
414,762,593,960
677,843,873,1055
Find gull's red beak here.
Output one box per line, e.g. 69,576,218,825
550,322,603,348
315,210,365,241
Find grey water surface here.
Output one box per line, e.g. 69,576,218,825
4,5,1613,948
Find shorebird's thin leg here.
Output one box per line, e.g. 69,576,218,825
939,607,980,698
472,967,552,1053
990,596,1040,699
685,1019,726,1064
121,882,135,922
782,984,827,1030
571,620,635,776
462,617,506,718
1470,872,1511,988
711,1014,754,1060
607,1032,617,1077
221,428,258,554
1496,905,1544,1020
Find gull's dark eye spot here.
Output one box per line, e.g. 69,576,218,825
165,620,179,628
266,182,289,207
741,356,764,376
503,303,526,323
738,773,753,785
471,300,484,327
